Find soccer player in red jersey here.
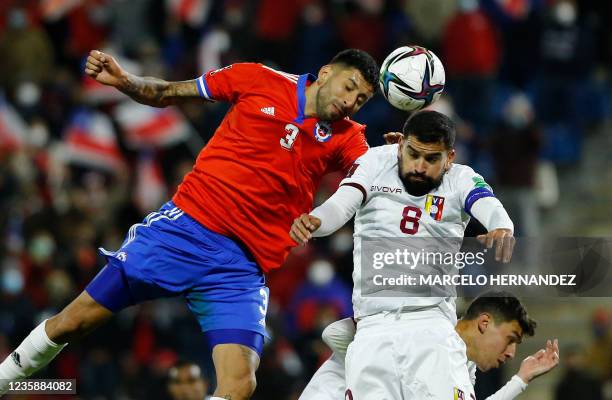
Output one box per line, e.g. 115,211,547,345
0,49,378,399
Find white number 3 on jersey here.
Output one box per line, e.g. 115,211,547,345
280,124,299,150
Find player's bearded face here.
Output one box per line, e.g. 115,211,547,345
397,137,452,197
316,67,373,121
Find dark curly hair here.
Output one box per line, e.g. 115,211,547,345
463,291,537,337
329,49,379,91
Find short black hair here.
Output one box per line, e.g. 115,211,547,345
463,291,537,337
329,49,379,90
402,110,456,150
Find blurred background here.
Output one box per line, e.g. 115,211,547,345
1,0,612,399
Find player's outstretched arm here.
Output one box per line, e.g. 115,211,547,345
84,50,200,107
484,339,559,400
289,185,363,245
516,339,560,383
290,214,322,245
476,228,516,264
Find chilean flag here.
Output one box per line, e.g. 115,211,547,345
0,94,27,150
134,151,167,213
62,109,125,171
81,76,128,105
114,101,192,149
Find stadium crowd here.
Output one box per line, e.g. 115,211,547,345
1,0,611,399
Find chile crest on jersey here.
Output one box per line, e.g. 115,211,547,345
313,121,333,142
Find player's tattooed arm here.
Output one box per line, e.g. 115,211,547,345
121,75,200,107
84,49,200,107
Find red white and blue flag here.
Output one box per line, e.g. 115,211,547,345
425,194,445,221
62,109,125,171
0,94,27,150
134,151,167,213
114,101,192,149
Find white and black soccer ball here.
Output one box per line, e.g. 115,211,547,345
379,46,445,112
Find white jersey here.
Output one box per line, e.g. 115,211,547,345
339,144,492,320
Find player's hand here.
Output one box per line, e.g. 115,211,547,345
517,339,560,383
477,228,515,263
84,50,127,88
383,131,403,144
290,213,321,245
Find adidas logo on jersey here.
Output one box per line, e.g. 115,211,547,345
261,106,275,116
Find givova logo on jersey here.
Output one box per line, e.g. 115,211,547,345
313,121,332,142
425,194,445,221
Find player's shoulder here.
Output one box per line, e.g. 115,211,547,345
331,117,366,137
444,163,489,191
357,144,397,165
257,64,301,86
447,163,477,179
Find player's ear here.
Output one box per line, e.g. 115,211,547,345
446,149,456,170
317,65,333,85
477,312,491,334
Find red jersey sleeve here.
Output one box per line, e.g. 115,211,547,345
195,63,261,103
335,125,369,173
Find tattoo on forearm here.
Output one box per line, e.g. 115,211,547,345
122,75,200,107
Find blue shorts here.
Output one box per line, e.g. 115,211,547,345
87,201,269,352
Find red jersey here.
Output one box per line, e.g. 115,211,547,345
172,63,368,272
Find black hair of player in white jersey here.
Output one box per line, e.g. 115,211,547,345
402,110,456,150
464,291,537,337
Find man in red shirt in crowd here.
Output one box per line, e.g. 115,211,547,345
0,49,378,400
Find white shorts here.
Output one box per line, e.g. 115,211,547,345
345,308,475,400
298,353,346,400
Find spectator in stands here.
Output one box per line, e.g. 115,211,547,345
167,360,210,400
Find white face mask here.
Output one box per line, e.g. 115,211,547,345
503,94,533,129
16,82,41,108
307,260,335,286
331,230,353,254
553,2,577,26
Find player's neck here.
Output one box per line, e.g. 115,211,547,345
304,84,318,119
455,320,477,362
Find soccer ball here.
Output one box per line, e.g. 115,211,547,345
379,46,445,112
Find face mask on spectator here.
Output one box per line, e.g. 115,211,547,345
308,260,335,286
503,94,533,130
28,234,56,264
8,9,28,30
1,268,24,295
553,2,576,26
458,0,479,13
331,230,353,254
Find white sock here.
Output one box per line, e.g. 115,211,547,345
0,320,67,394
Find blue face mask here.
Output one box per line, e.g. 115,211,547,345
28,235,55,264
458,0,479,12
1,268,24,295
8,9,28,30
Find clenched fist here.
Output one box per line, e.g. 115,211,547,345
290,213,321,245
84,50,127,88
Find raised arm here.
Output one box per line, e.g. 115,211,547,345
484,339,559,400
289,185,363,245
84,50,201,107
